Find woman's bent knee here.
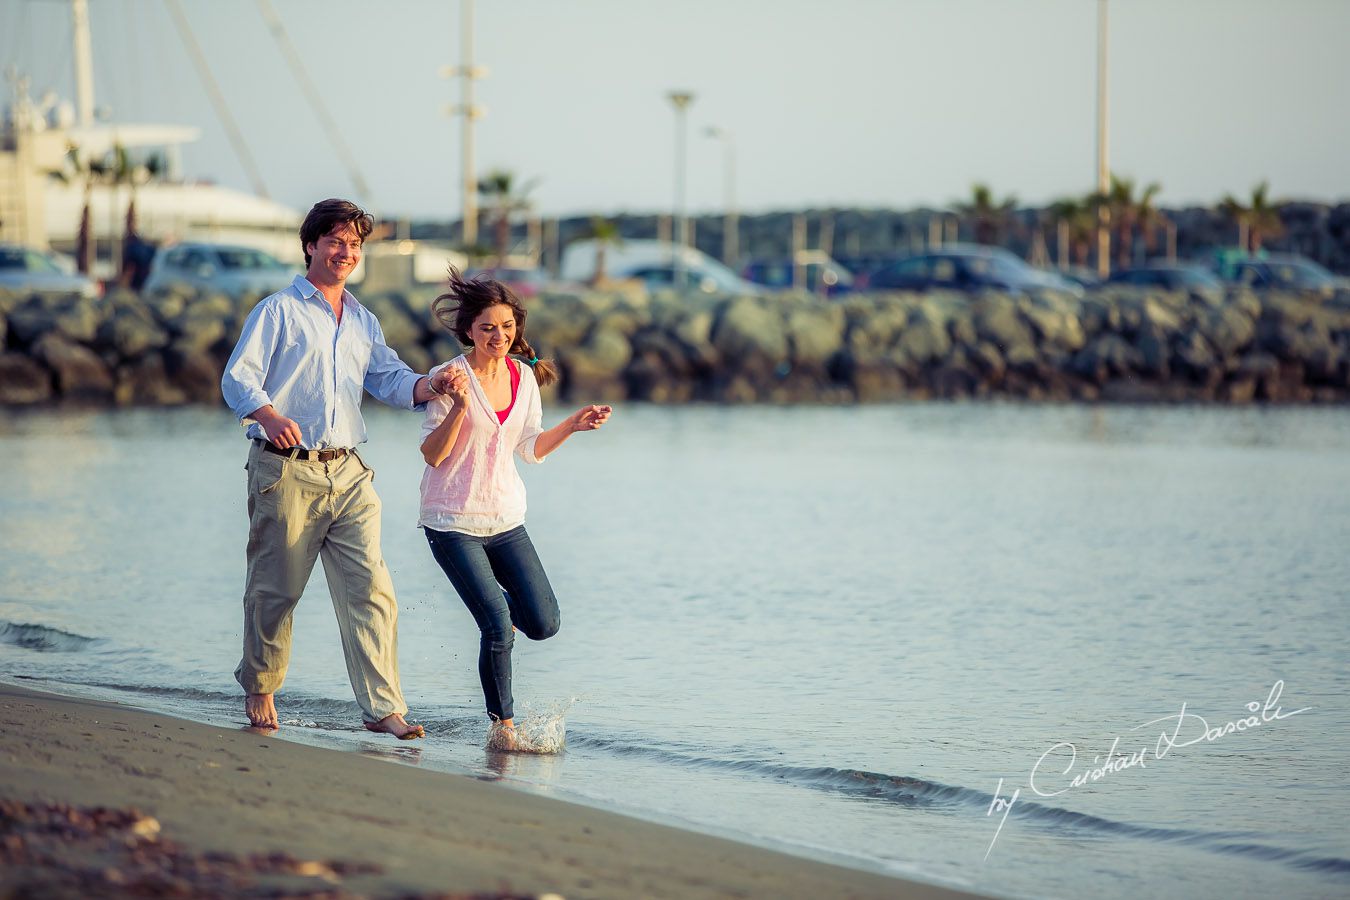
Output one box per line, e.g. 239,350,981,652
523,617,560,642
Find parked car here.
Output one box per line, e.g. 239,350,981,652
1107,263,1225,297
865,245,1083,296
741,252,856,296
142,242,294,298
0,242,99,299
1224,254,1348,297
560,239,759,295
1056,266,1104,290
834,255,905,286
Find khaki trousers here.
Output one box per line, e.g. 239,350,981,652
235,441,407,723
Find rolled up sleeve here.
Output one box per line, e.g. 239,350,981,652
363,318,424,409
221,303,278,421
515,371,546,465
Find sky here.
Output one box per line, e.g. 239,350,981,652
4,0,1349,220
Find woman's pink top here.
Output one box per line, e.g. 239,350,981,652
418,355,545,536
497,357,521,423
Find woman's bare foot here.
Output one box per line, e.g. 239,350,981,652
487,718,523,752
245,693,278,729
364,713,425,740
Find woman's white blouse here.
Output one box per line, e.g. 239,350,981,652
418,355,545,536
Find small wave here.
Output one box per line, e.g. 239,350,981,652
73,680,485,736
567,733,1350,879
0,621,98,653
569,734,981,808
82,681,239,702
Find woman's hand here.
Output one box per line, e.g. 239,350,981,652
434,368,471,407
568,404,612,433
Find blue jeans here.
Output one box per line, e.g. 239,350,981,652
423,525,561,721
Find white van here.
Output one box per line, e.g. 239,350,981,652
560,239,758,295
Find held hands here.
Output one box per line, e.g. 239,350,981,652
433,368,471,407
568,404,613,433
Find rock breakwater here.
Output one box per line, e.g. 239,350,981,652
2,282,1348,407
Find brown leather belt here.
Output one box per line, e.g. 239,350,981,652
256,439,349,462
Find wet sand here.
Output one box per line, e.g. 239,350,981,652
0,683,986,899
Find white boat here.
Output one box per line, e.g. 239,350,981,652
0,1,303,276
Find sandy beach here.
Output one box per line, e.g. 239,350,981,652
0,683,985,899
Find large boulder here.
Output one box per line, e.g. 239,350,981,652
785,308,844,370
971,295,1035,356
560,325,631,397
711,298,789,374
626,329,694,401
168,294,233,352
1020,299,1086,351
526,293,595,348
99,306,171,359
1071,334,1143,384
1197,305,1256,357
114,354,188,406
32,334,115,400
0,353,53,404
667,307,719,370
1172,330,1220,385
892,308,951,367
1134,327,1171,378
6,295,102,346
164,341,224,404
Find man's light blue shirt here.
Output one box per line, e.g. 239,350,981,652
221,275,424,448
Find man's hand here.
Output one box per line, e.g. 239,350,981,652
252,406,302,448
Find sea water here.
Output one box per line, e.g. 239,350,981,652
1,403,1347,899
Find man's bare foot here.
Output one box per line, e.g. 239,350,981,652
364,713,425,741
245,693,278,729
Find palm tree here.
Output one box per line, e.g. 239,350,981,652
476,169,539,264
1095,174,1161,268
954,183,1017,245
52,142,146,276
585,216,623,286
1133,181,1164,259
1221,181,1284,253
52,144,96,274
1048,197,1097,267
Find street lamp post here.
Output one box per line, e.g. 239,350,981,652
704,126,737,269
442,0,488,247
667,90,695,290
1095,0,1111,279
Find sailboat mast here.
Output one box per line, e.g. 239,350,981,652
71,0,97,126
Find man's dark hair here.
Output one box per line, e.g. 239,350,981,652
299,199,374,266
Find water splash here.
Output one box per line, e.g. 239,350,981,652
487,698,576,754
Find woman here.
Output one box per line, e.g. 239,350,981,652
420,269,611,750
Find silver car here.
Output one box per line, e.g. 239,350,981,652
142,242,294,298
0,243,100,300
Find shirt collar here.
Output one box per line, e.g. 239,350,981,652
293,274,356,309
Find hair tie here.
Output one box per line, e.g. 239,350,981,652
527,357,539,366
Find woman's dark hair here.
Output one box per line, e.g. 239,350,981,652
299,199,374,266
432,267,558,387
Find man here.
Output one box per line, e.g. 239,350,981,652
221,198,447,737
